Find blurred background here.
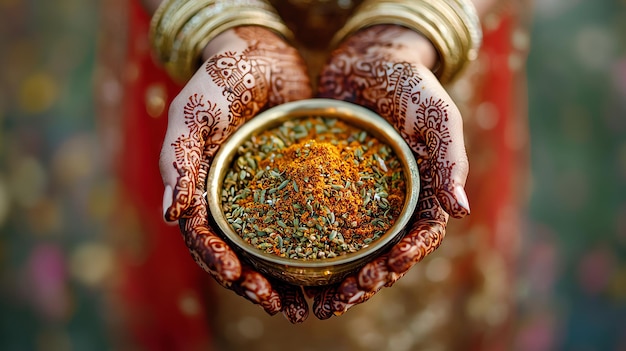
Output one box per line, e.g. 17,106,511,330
1,0,625,350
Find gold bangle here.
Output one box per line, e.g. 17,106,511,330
150,0,293,83
332,0,482,84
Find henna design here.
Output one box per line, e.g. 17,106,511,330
384,269,407,288
413,96,469,217
311,25,470,315
181,195,241,282
274,283,309,323
387,219,446,274
169,28,311,218
232,27,311,107
356,256,389,292
166,94,221,220
187,220,285,317
188,244,238,287
162,27,313,318
189,236,285,317
169,95,242,282
332,276,378,316
238,268,282,315
414,162,449,221
169,28,310,222
186,231,241,282
206,27,311,127
307,284,337,320
319,25,468,213
206,52,265,126
411,96,450,161
319,28,419,140
337,276,366,304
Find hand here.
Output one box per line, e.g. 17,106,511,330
311,25,471,318
159,27,313,323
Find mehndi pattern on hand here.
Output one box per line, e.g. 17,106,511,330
319,26,470,218
159,27,312,323
314,25,469,319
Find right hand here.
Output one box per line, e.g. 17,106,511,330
159,26,313,323
311,25,471,318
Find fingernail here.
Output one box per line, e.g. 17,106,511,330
333,303,353,316
454,185,471,215
162,185,173,219
245,290,261,304
346,290,365,304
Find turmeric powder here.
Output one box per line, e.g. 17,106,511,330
221,116,406,260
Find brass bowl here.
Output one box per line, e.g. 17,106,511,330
207,99,420,286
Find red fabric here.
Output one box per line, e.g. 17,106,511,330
114,1,214,350
467,13,518,246
462,13,526,350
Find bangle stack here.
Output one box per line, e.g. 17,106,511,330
332,0,482,84
150,0,293,83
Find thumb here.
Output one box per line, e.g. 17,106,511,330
428,100,470,218
159,93,207,221
411,71,470,218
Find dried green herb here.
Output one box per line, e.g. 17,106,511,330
221,116,406,260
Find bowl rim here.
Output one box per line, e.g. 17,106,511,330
207,98,420,269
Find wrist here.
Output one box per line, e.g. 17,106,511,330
200,26,288,63
345,25,438,70
395,27,438,71
200,29,236,62
150,0,293,83
332,0,482,84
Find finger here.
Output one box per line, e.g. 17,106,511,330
180,192,242,282
160,93,217,221
387,218,446,274
160,160,198,222
385,170,448,273
356,254,390,292
332,277,378,316
337,275,366,304
432,143,470,220
311,273,387,319
310,290,350,320
385,270,408,288
182,223,242,282
236,267,282,316
309,284,338,320
353,181,447,292
411,72,470,218
274,282,309,323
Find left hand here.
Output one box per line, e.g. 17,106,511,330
159,27,313,322
310,25,471,318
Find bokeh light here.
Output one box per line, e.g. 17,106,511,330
0,0,624,350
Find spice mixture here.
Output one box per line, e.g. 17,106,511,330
221,116,406,260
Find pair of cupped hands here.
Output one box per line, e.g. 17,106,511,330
159,25,470,323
